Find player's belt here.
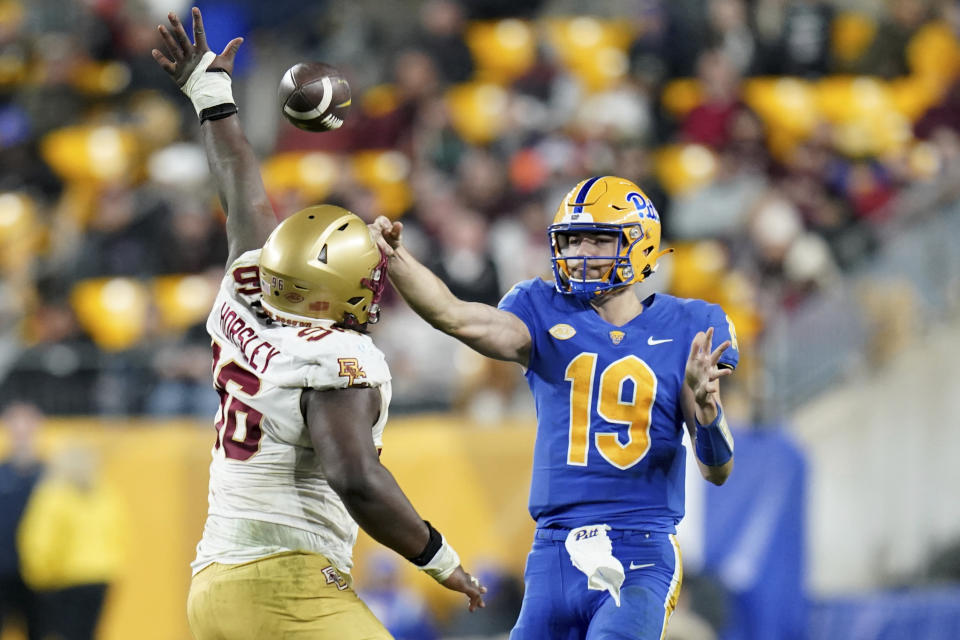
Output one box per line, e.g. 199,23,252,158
535,527,657,542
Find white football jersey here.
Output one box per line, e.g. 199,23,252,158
192,250,391,577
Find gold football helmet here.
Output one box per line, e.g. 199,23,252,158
549,175,672,298
258,205,386,329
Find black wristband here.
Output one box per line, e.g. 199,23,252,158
199,103,238,123
408,520,443,567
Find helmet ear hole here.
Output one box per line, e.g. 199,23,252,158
347,296,364,305
318,245,328,263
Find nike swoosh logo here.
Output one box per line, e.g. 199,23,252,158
647,337,672,345
629,562,655,570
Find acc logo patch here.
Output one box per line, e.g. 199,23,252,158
284,292,304,303
338,357,366,386
549,323,576,340
609,330,625,345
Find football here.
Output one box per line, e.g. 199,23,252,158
278,62,351,132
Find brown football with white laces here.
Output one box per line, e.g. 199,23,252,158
278,62,351,132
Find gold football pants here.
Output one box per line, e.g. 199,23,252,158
187,551,393,639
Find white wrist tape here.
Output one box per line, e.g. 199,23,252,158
181,50,235,116
419,535,461,583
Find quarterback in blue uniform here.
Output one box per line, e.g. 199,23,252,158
372,176,738,639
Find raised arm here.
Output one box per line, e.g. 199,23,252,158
152,7,277,265
301,386,485,611
370,217,532,365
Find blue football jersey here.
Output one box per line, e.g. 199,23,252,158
499,278,739,533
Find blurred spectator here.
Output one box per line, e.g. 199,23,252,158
681,48,748,149
0,403,44,640
156,198,228,274
146,322,219,417
17,443,128,640
357,551,439,640
70,186,169,281
704,0,761,76
416,0,474,84
771,0,835,76
852,0,931,78
429,207,502,306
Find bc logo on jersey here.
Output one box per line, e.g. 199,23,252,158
338,358,366,386
321,566,349,591
626,192,659,222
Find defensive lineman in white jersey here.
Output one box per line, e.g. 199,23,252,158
151,7,485,639
195,247,392,577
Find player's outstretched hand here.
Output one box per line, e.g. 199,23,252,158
441,566,487,612
369,216,404,258
684,327,732,407
151,7,243,86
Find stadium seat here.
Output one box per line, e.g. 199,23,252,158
261,152,339,203
70,277,149,351
888,75,944,122
40,125,138,184
0,191,40,273
742,77,818,157
660,78,703,119
351,150,413,218
69,60,132,96
152,274,218,333
830,12,877,65
542,16,635,92
816,76,910,155
444,81,510,145
907,21,960,82
653,144,717,195
361,84,401,118
666,240,727,301
465,19,536,85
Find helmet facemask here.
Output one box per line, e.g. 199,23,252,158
550,223,645,300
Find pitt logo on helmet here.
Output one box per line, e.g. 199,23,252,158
549,176,672,299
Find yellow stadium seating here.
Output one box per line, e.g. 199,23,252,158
70,277,149,351
666,240,727,301
351,150,413,218
831,12,877,65
361,84,402,118
654,144,717,195
888,75,945,121
0,191,40,273
40,125,138,184
261,152,339,203
816,76,911,156
444,81,510,145
907,21,960,82
542,16,636,92
743,77,819,157
151,274,218,333
660,78,703,119
465,19,537,84
69,60,132,96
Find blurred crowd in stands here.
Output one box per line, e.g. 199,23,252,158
1,0,959,417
